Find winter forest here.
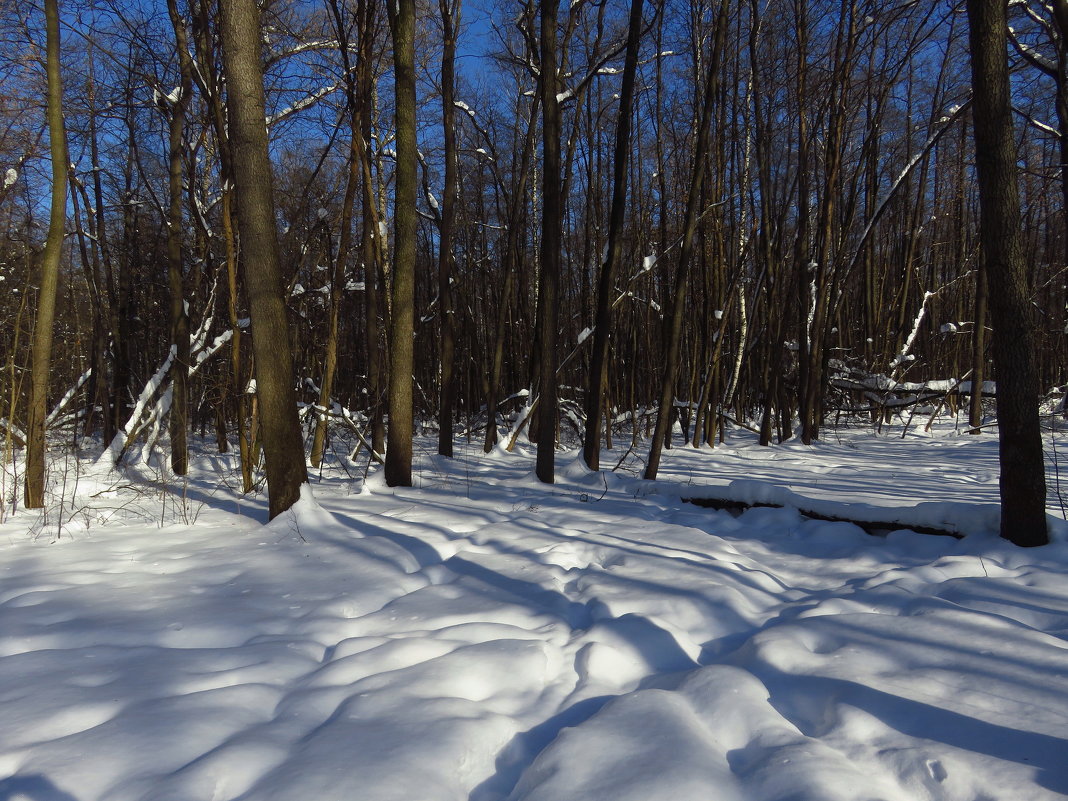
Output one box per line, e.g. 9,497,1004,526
3,0,1068,798
1,0,1063,528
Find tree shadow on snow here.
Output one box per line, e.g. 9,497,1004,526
760,666,1068,796
0,775,80,801
466,694,614,801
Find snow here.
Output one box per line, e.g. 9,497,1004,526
892,290,935,371
3,428,1068,800
3,167,16,189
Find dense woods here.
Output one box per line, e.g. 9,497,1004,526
0,0,1062,542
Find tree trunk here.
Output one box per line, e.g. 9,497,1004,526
191,0,253,490
583,0,644,471
536,0,563,484
313,0,368,469
437,0,461,458
484,97,538,454
966,0,1048,546
353,0,385,458
218,0,308,518
386,0,416,486
644,1,727,481
166,0,194,476
970,257,988,432
25,0,67,509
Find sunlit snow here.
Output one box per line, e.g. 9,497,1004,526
1,428,1067,800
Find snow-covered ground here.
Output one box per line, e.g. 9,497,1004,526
2,427,1068,801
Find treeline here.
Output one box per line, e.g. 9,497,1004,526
0,0,1062,539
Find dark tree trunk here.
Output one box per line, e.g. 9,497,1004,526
583,0,644,471
644,2,728,481
165,0,194,476
536,0,563,484
437,0,460,458
484,98,538,454
386,0,417,486
966,0,1049,546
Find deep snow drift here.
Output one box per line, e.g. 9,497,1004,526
2,427,1067,800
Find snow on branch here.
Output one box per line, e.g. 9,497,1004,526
267,82,343,128
891,291,935,372
97,346,177,468
1008,28,1057,75
47,368,93,427
844,98,972,280
1012,105,1061,138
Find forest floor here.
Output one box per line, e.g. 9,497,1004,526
2,423,1068,801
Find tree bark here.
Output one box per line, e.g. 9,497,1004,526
583,0,644,471
165,0,194,476
218,0,308,518
25,0,67,509
437,0,461,458
535,0,563,484
386,0,417,486
966,0,1048,546
191,0,253,490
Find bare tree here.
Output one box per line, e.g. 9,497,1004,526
386,0,416,486
164,0,194,475
24,0,67,509
218,0,308,518
437,0,461,458
645,1,728,481
967,0,1048,546
583,0,645,471
535,0,563,484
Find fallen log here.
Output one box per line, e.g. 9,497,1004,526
681,495,964,539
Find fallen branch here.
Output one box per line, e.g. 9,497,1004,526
681,495,963,539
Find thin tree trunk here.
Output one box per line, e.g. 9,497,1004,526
166,0,194,475
484,98,538,453
437,0,461,457
25,0,67,509
583,0,644,471
536,0,563,484
70,180,109,442
81,50,113,442
354,0,385,457
970,257,988,431
313,0,367,468
645,1,727,481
